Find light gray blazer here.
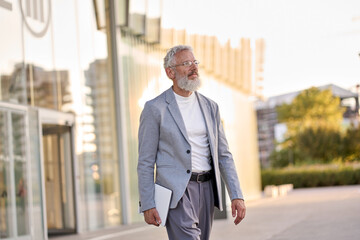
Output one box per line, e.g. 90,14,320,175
137,87,243,212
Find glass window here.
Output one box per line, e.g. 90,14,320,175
0,2,26,104
0,109,31,238
0,111,12,238
117,32,168,221
28,108,45,239
1,0,122,233
11,112,30,236
115,0,128,26
129,0,146,35
145,0,161,43
20,0,72,110
76,0,121,228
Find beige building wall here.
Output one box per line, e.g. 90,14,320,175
200,76,262,201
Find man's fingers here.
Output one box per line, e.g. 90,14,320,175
234,207,245,225
231,203,236,217
241,207,246,219
231,199,246,225
233,209,243,225
144,208,161,226
153,209,162,226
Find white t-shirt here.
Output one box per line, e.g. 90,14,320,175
174,91,212,172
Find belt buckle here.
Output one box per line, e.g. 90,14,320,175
196,173,203,183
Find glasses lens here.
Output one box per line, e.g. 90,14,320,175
183,61,192,66
194,60,200,65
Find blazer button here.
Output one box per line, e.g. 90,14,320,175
187,170,191,174
186,150,190,154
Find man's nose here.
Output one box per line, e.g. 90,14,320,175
190,61,198,70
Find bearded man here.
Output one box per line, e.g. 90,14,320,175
137,45,246,240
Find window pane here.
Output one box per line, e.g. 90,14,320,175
0,111,12,238
0,160,11,238
0,2,26,104
11,113,29,236
75,0,121,228
22,0,72,110
28,108,45,239
117,33,166,221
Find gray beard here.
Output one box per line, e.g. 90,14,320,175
177,76,201,92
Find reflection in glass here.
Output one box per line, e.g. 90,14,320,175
2,0,124,232
83,58,121,227
70,1,122,228
145,0,161,43
0,160,11,238
11,112,29,236
0,111,12,238
25,64,71,110
0,63,27,104
129,0,146,35
28,108,45,239
0,1,25,104
118,31,165,221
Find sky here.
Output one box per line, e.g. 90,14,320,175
250,0,360,97
163,0,360,98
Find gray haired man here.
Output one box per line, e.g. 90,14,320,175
137,45,246,240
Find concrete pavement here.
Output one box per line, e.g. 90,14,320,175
51,185,360,240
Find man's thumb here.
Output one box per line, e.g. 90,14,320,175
154,210,162,225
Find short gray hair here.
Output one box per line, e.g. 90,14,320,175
163,45,193,69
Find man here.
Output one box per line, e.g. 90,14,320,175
137,45,246,240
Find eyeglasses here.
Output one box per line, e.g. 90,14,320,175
170,60,200,68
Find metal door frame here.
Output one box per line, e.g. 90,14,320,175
0,101,32,240
38,108,79,239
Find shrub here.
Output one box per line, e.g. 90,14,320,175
261,164,360,189
269,148,309,168
296,127,342,162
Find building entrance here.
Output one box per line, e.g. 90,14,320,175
42,124,76,235
39,109,77,237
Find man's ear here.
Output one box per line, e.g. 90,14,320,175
165,67,175,80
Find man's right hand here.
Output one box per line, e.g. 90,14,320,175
144,208,161,227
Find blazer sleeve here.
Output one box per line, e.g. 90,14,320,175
215,104,244,201
137,102,160,212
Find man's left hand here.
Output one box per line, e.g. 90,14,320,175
231,199,246,225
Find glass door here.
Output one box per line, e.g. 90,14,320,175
0,104,31,239
38,109,77,237
42,124,76,236
0,110,12,239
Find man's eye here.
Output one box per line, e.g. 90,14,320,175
183,61,191,66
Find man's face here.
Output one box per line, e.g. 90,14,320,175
172,50,201,92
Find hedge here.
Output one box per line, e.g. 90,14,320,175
261,165,360,189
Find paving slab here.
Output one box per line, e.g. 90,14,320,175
51,185,360,240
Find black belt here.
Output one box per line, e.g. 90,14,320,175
190,171,212,183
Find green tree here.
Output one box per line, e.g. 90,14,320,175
273,87,345,165
277,87,344,138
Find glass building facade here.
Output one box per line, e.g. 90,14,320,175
0,0,262,239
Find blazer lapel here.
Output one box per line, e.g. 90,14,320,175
166,88,190,143
196,92,216,157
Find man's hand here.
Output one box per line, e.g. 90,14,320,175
144,208,161,227
231,199,246,225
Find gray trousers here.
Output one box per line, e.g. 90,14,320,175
165,179,215,240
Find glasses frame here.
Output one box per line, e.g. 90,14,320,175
169,60,200,68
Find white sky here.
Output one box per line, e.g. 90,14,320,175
251,0,360,97
163,0,360,97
